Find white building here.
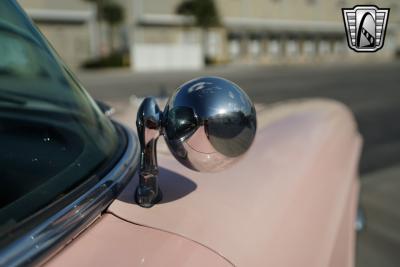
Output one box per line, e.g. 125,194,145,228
19,0,99,69
19,0,400,70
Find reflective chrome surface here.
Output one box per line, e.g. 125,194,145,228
135,97,163,208
164,76,257,172
135,76,256,207
0,124,140,267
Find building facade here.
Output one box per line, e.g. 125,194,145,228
18,0,400,70
18,0,98,69
131,0,399,69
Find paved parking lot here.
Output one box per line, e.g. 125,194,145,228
357,165,400,267
77,61,400,266
79,61,400,174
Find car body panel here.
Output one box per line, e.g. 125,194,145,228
329,179,358,267
44,214,232,267
108,99,361,267
45,99,361,266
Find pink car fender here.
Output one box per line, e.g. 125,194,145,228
45,99,361,267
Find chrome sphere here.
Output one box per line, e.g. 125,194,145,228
163,76,257,172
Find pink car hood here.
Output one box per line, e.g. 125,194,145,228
47,99,361,267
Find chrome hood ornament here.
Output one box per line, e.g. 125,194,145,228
135,77,257,207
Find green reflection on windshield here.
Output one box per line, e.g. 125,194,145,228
0,0,119,238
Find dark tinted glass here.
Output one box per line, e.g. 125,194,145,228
207,110,257,157
165,106,198,141
0,1,119,236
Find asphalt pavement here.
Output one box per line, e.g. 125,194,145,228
76,61,400,267
79,61,400,174
357,165,400,267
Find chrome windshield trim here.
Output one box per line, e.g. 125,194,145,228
0,123,140,267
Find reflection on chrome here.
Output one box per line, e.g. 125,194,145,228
135,76,257,208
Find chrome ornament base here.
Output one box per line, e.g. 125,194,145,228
135,97,163,208
135,177,162,208
135,76,257,208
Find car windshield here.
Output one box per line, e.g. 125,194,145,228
0,1,119,237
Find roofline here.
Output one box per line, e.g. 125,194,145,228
225,17,343,33
26,8,95,23
137,14,194,26
136,14,342,33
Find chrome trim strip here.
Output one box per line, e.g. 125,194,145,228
0,124,140,267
